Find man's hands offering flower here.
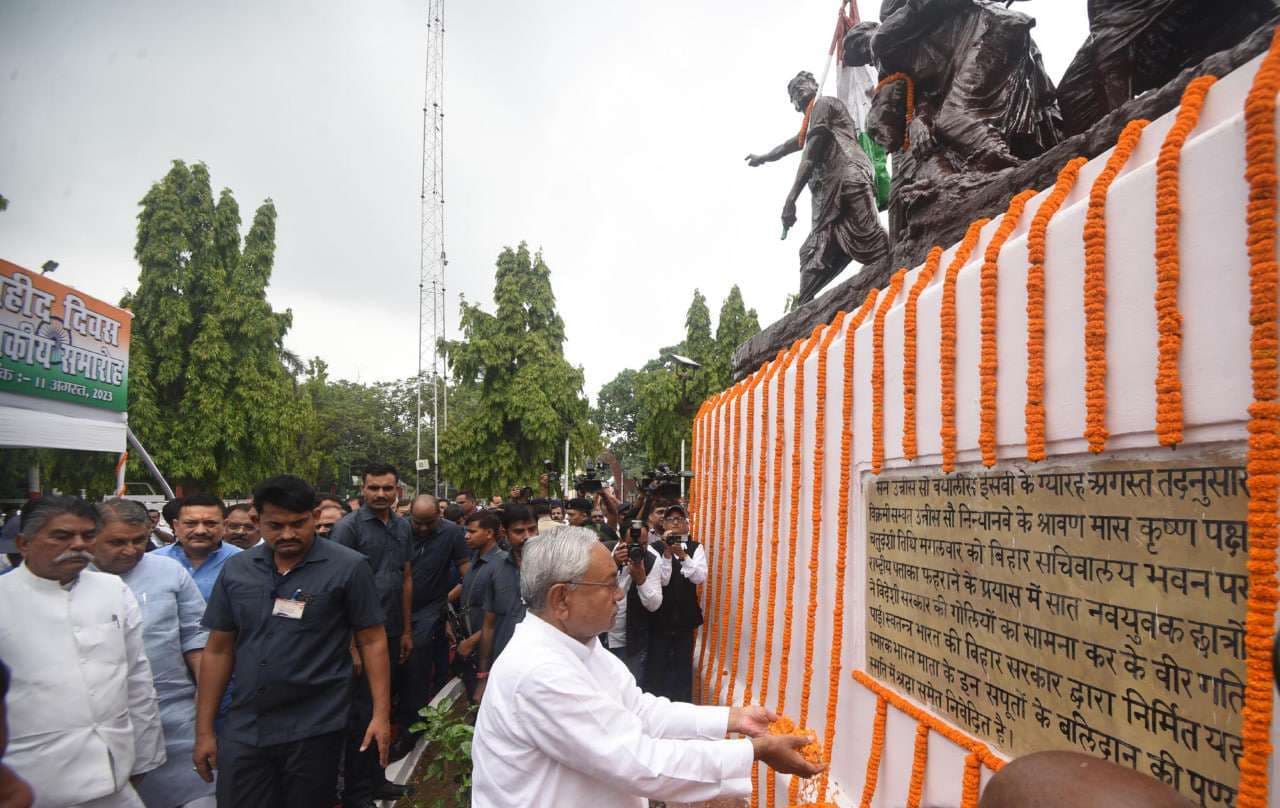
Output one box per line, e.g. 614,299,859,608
750,734,827,778
728,704,776,737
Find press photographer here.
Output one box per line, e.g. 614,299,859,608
605,517,664,682
572,461,620,540
643,502,706,702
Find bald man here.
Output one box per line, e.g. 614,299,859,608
979,751,1194,808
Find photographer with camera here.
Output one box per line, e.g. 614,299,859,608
644,503,706,702
604,518,665,682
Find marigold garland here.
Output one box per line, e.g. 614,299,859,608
1025,156,1087,462
961,752,982,808
1154,74,1217,448
727,368,768,705
902,247,944,461
853,671,1005,808
796,97,817,148
744,351,787,711
979,189,1038,468
696,393,722,700
712,378,751,702
872,269,908,474
939,219,990,472
906,722,930,808
701,390,734,703
857,697,888,808
1239,31,1280,808
690,401,709,541
754,339,801,808
689,402,708,632
758,342,801,711
875,72,914,150
816,289,878,800
769,324,825,808
787,311,847,806
1083,119,1149,453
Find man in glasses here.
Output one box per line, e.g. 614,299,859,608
224,503,261,550
644,504,706,701
471,527,823,806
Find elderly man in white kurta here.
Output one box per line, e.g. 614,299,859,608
0,496,166,808
472,527,823,808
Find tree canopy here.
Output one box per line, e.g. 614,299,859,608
123,160,309,494
440,243,600,493
596,285,759,473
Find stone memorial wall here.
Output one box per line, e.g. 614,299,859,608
691,44,1280,808
866,461,1247,806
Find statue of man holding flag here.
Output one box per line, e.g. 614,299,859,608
745,70,890,305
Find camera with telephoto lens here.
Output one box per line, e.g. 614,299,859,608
640,463,695,499
574,460,611,494
626,520,647,563
542,459,561,484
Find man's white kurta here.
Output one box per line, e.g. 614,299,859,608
473,612,753,807
0,565,166,806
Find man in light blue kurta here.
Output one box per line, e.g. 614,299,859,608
94,498,216,808
154,494,241,601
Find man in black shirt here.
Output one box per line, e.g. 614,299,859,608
330,462,414,806
475,505,538,700
396,494,470,756
194,475,389,808
457,511,503,699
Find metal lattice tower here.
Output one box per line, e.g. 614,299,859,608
416,0,447,495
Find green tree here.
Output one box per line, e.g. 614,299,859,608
632,288,729,467
440,243,600,493
594,368,644,479
123,160,310,494
711,285,760,388
296,360,476,496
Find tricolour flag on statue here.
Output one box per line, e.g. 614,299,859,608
831,2,890,210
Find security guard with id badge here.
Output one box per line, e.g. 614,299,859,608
194,475,389,808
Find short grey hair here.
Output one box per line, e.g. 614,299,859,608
96,498,151,527
520,525,599,613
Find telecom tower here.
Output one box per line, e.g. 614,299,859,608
416,0,447,495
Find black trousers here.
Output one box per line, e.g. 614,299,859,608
397,623,449,728
343,633,402,806
216,729,344,808
644,627,696,702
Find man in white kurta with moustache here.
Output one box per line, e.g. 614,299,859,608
472,527,823,807
0,496,166,808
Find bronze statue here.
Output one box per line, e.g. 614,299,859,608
1057,0,1279,136
843,0,1061,252
848,0,1061,168
746,71,890,305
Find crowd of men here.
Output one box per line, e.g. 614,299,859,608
0,463,709,808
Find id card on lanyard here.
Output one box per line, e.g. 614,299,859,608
273,588,307,619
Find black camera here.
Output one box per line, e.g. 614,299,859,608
574,460,611,494
625,520,646,563
640,463,695,499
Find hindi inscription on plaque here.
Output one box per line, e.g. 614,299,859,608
865,456,1247,807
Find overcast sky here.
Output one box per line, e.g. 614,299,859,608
0,0,1088,401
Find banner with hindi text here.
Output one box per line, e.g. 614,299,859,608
0,259,131,413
